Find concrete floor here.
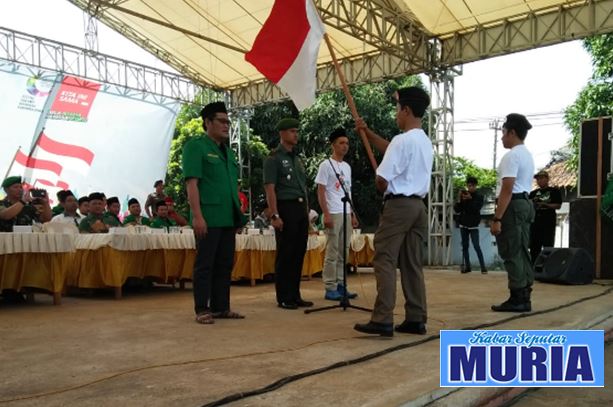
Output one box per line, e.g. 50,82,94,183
0,269,611,407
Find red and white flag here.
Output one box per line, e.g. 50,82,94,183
245,0,325,111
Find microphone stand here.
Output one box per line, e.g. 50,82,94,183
305,159,371,314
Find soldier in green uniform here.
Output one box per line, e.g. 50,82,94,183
79,192,121,233
123,198,151,226
149,200,175,230
0,176,52,232
182,101,245,325
263,118,313,310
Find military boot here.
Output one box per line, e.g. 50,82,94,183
491,288,530,312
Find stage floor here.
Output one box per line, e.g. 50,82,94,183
0,269,611,406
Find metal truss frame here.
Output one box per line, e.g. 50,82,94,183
314,0,429,66
228,104,255,219
428,40,460,266
0,27,203,104
440,0,613,67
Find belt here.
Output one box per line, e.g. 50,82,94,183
511,192,529,200
383,193,422,201
278,197,305,203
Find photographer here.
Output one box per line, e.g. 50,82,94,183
454,176,487,274
0,176,52,231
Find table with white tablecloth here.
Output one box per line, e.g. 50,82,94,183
0,232,76,304
67,233,196,298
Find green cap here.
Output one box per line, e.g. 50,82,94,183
2,176,22,189
276,118,300,131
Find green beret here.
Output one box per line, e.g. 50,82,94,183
2,176,22,189
276,118,300,131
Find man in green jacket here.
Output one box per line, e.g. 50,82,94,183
123,198,150,226
183,101,245,324
149,200,175,229
79,192,121,233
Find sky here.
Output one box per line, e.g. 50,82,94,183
0,0,594,170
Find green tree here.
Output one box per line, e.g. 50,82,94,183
452,156,497,196
564,34,613,171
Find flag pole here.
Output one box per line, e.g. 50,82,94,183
3,146,21,181
323,34,378,171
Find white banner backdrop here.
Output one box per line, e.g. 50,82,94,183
0,62,180,213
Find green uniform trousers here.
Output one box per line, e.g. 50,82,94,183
496,198,535,289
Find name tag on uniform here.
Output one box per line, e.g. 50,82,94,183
207,153,219,159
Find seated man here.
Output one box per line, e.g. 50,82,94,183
79,192,121,233
150,200,176,230
78,196,90,217
0,176,52,231
164,196,188,226
105,196,121,223
123,198,150,226
51,190,81,226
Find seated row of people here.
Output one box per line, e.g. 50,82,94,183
0,176,187,233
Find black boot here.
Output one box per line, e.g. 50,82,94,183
491,288,530,312
523,285,532,312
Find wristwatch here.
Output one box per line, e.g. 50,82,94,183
492,217,502,222
271,213,280,220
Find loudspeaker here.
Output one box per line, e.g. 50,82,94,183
534,247,594,285
578,117,612,197
569,197,613,278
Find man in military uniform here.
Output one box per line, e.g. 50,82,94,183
123,198,150,226
78,192,121,233
150,200,175,229
263,118,313,310
0,176,52,231
183,101,245,325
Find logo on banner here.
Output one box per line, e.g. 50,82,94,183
18,75,54,112
48,76,101,122
440,330,604,387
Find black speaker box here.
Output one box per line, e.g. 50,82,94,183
569,197,613,279
579,117,612,197
534,247,594,285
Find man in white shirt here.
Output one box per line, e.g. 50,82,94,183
490,113,535,312
51,190,81,227
354,86,433,337
315,128,359,301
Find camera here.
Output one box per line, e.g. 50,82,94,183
30,189,47,198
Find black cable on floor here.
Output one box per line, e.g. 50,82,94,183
201,286,613,407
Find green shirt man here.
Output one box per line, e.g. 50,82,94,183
263,143,308,201
79,213,121,233
150,216,176,229
182,135,243,229
123,214,151,226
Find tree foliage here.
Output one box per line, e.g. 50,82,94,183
564,34,613,172
452,156,497,196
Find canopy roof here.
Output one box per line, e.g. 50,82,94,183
69,0,613,105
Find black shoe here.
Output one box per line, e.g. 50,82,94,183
491,289,531,312
460,266,471,274
278,302,298,310
395,321,427,335
353,321,393,337
481,269,488,274
295,299,314,307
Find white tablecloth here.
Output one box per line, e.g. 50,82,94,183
74,233,196,251
0,232,75,255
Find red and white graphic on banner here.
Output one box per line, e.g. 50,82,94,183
17,75,99,191
50,76,100,121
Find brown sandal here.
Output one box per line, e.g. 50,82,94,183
195,312,215,324
212,310,245,319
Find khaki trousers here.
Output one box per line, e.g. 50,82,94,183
322,213,352,291
371,198,428,324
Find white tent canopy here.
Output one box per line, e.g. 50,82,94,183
69,0,613,105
